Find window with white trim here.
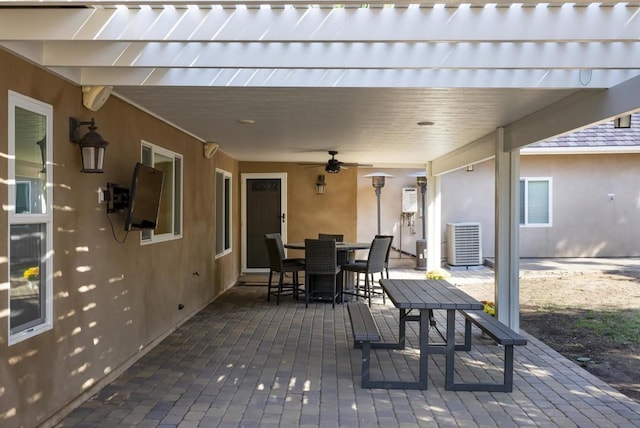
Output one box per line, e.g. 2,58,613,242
520,178,552,227
215,169,232,257
140,142,183,243
8,91,53,345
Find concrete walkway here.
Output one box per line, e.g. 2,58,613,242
57,260,640,427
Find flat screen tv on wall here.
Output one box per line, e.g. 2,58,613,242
124,162,164,231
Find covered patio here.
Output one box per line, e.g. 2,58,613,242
58,266,640,427
2,2,640,426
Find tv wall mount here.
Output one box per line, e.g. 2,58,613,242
105,183,129,213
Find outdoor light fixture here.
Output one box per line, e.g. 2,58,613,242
364,172,395,235
466,164,475,172
315,174,326,195
69,117,109,173
614,115,632,129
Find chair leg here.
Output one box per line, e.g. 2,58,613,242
305,274,310,308
267,270,273,302
277,273,285,305
366,275,371,307
332,277,336,309
381,275,386,304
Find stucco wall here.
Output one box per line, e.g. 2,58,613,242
357,154,640,262
520,153,640,257
441,154,640,259
0,50,239,428
239,162,358,261
441,162,496,260
356,168,428,258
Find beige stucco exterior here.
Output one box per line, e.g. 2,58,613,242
359,155,640,262
238,162,358,261
0,49,240,428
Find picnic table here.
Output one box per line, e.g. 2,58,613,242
349,278,527,391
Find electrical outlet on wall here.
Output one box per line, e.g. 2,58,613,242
98,186,107,204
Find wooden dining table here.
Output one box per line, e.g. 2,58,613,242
372,278,484,390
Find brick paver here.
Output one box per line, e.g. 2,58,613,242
58,262,640,427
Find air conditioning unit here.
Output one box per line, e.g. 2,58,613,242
447,222,482,266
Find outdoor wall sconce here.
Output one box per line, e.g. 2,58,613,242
614,115,632,129
69,117,109,173
315,174,326,195
364,172,395,234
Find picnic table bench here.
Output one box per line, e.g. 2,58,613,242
347,303,381,388
454,309,528,392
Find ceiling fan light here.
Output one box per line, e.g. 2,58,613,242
325,163,340,173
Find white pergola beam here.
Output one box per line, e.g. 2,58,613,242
504,73,640,151
0,5,638,42
74,67,638,88
40,41,640,69
431,132,497,176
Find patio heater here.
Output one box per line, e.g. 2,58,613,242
364,172,394,235
410,172,428,270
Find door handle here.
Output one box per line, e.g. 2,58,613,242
281,213,286,223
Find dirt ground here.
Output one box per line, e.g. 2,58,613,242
456,271,640,403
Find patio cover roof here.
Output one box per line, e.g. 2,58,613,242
1,1,639,171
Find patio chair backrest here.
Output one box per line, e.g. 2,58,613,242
318,233,344,242
367,236,392,273
264,234,285,271
304,239,338,275
375,234,394,268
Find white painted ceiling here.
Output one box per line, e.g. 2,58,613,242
1,1,639,168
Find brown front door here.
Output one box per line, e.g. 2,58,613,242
242,173,287,272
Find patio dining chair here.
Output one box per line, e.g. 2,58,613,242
318,233,344,242
304,238,341,308
341,236,391,306
264,233,305,305
375,234,394,278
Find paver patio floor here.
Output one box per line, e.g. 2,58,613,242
58,263,640,427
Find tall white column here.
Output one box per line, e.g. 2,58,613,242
426,163,442,272
494,128,521,331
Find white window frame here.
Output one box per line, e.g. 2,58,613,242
520,177,552,227
8,91,53,345
215,168,233,258
140,141,183,244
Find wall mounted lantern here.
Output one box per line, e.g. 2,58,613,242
69,117,109,173
364,172,394,234
614,115,632,129
315,174,326,195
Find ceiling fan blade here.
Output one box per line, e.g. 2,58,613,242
342,162,373,168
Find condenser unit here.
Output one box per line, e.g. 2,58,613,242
447,222,482,266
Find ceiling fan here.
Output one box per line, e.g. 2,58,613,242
301,150,372,174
